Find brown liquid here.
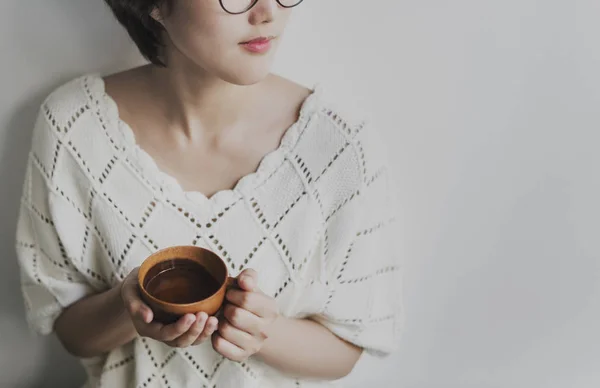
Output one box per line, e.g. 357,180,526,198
144,259,221,304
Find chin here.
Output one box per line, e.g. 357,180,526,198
216,55,276,86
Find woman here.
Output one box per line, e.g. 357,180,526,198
15,0,402,387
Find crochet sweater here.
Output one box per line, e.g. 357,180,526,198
15,75,403,388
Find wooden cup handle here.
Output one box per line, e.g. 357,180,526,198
226,276,237,288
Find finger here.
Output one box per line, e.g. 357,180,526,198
121,268,153,324
157,314,196,342
237,269,258,292
193,316,219,346
132,319,163,338
223,303,262,337
218,320,257,353
170,312,208,348
212,331,246,362
225,289,277,319
206,316,219,336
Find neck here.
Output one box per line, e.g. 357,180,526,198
148,63,266,140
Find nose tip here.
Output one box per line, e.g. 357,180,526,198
249,0,275,25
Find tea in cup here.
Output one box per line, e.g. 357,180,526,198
138,246,233,324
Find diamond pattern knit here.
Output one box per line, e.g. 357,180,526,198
15,75,403,388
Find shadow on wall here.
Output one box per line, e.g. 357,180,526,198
1,88,89,388
1,0,141,386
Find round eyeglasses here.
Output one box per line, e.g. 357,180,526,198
219,0,304,15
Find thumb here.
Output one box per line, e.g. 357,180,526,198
122,267,153,324
237,268,258,292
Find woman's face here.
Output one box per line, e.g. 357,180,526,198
157,0,293,85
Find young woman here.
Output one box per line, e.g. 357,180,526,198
15,0,402,386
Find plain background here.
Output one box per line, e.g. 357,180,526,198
1,0,599,387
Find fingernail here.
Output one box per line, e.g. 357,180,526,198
242,276,254,288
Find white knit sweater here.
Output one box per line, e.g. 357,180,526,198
15,75,403,388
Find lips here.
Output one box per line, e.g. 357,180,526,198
241,37,272,44
239,36,275,54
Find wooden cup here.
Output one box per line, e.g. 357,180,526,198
138,246,234,324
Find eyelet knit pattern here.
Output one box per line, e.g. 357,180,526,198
15,75,403,388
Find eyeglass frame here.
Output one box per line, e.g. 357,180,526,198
219,0,304,15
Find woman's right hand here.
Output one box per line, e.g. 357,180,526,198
120,267,219,348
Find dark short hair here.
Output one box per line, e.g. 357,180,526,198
104,0,170,66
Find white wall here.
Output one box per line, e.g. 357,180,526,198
2,0,599,387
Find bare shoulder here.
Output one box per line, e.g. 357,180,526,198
262,74,314,131
103,65,151,94
269,74,311,96
102,65,153,120
267,74,312,107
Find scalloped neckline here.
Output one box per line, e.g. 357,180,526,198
90,74,321,211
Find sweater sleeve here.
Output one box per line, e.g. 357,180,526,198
313,122,404,357
15,108,96,335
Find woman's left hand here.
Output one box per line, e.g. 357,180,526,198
212,269,280,362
